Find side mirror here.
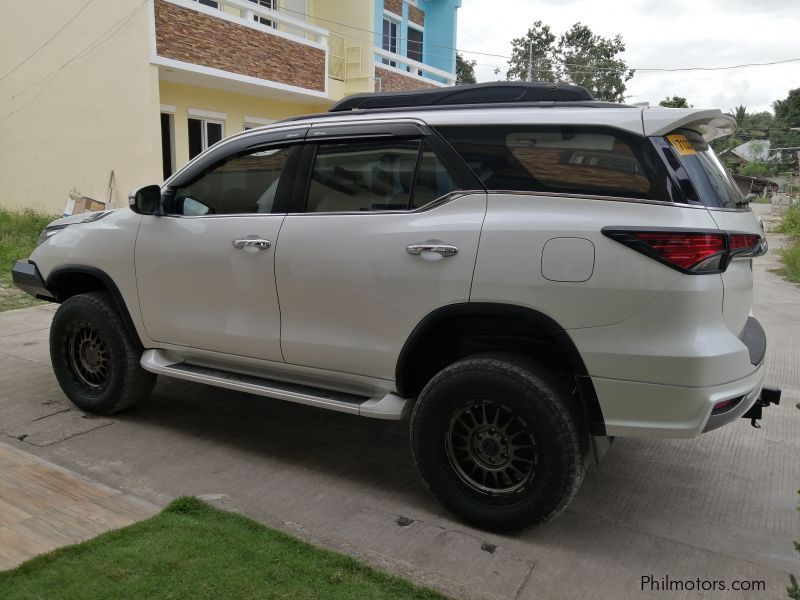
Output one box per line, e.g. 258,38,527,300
128,185,162,215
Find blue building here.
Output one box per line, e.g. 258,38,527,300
373,0,461,89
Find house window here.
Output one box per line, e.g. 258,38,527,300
188,118,224,159
407,26,423,75
160,113,176,180
193,0,219,8
382,16,398,66
407,27,423,62
244,116,275,131
248,0,276,28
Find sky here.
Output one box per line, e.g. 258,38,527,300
456,0,799,113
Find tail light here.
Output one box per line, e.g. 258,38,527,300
602,228,766,274
729,233,763,257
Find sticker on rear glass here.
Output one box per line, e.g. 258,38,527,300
667,134,696,155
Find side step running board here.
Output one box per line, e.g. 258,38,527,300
140,349,409,420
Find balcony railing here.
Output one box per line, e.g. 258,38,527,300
174,0,328,46
374,48,456,86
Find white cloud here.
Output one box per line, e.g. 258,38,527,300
457,0,799,112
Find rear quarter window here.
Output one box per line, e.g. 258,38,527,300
662,130,742,209
435,125,670,201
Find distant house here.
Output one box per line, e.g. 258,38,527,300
732,174,779,196
723,140,772,167
0,0,461,214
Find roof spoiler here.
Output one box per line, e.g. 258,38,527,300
643,108,737,141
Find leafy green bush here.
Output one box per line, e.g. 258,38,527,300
0,209,57,311
780,243,800,284
777,205,800,237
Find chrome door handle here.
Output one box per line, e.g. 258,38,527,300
406,242,458,258
232,238,271,250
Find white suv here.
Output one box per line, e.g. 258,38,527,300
12,83,780,531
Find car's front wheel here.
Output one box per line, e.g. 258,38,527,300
410,353,588,531
50,292,156,414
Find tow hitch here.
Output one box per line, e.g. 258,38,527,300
742,386,781,428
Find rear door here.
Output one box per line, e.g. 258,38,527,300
659,129,764,336
274,121,486,380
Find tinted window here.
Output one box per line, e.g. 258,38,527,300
665,130,741,209
170,147,291,215
307,140,419,212
305,140,459,213
436,125,668,200
412,142,457,209
407,27,423,63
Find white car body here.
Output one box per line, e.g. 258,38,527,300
20,99,769,440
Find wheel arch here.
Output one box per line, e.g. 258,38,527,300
45,265,143,349
396,302,606,436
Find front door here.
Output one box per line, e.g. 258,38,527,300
275,131,486,380
136,142,298,362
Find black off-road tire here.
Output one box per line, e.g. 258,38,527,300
410,353,588,532
50,292,156,414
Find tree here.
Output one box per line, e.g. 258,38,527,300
739,161,778,178
557,23,634,103
505,21,633,102
744,111,775,139
774,88,800,128
771,89,800,172
505,21,557,82
726,105,750,129
659,96,689,108
456,53,477,85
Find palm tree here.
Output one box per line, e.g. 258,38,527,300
726,105,750,129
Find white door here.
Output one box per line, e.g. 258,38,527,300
275,136,486,380
136,144,295,361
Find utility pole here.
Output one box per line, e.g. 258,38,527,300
526,40,533,81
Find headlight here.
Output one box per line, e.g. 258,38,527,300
35,211,112,246
37,225,68,246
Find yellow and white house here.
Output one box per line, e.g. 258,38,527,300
0,0,461,214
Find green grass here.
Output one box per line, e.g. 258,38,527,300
777,205,800,283
777,204,800,236
0,209,56,312
0,497,447,600
778,243,800,284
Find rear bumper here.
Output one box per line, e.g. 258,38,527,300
11,260,55,301
592,363,765,438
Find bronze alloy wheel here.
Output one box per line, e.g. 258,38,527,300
445,399,538,495
67,321,110,392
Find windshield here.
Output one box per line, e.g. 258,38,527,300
666,129,743,209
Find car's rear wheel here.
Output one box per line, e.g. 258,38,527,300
410,353,588,531
50,292,156,414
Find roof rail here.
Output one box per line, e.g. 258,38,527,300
329,81,594,112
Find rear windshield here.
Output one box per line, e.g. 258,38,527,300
435,125,670,201
664,130,742,209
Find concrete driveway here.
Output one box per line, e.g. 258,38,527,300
1,203,798,599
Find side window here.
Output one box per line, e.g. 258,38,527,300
170,146,291,215
307,140,420,212
305,139,459,213
411,142,457,209
436,125,665,200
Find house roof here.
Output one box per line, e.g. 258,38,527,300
730,140,771,163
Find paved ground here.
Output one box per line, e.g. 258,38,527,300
1,202,798,598
0,442,157,570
